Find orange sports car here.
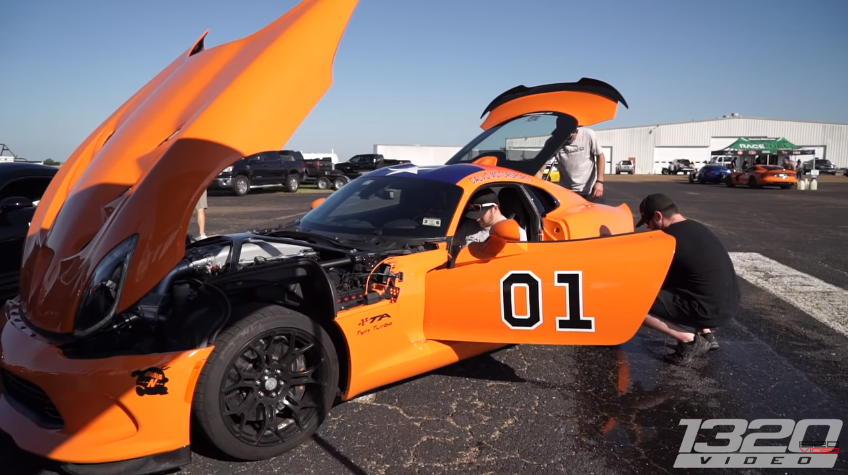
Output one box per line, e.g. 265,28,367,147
725,164,797,189
0,0,677,473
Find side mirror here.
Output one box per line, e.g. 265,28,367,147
1,196,34,211
310,197,326,209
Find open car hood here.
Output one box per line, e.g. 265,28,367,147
18,0,360,335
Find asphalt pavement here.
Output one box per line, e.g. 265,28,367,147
3,175,848,475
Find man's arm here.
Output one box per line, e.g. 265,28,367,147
589,130,605,197
596,152,605,182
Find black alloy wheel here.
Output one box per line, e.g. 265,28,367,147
192,306,339,460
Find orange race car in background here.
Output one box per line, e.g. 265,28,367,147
725,164,797,189
0,0,677,474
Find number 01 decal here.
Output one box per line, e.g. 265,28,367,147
499,270,595,332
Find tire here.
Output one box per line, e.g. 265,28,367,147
748,176,759,188
232,175,250,196
332,176,348,190
316,177,331,190
688,174,695,183
192,305,339,461
725,176,735,187
284,174,300,192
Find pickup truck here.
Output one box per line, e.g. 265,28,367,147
301,156,350,190
800,158,837,175
209,150,306,196
334,153,411,178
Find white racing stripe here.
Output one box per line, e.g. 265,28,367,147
730,252,848,337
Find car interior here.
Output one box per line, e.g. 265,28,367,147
450,182,561,256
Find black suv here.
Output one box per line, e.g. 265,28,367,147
209,150,306,196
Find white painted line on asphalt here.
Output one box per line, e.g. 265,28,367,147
730,252,848,337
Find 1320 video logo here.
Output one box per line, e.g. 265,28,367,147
674,418,842,468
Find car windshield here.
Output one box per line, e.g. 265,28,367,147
298,176,464,239
446,112,575,176
760,165,784,170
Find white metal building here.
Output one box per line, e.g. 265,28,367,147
592,115,848,174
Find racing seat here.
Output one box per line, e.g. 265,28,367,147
497,187,528,231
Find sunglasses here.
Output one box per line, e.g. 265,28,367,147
466,203,495,212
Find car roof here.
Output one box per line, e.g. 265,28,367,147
0,162,59,179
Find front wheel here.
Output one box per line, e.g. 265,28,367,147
232,175,250,196
191,306,339,461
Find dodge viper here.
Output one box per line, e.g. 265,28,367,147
688,163,731,184
0,1,677,474
725,164,797,189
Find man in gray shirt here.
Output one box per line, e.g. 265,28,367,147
538,127,606,203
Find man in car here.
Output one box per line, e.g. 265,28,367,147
462,190,527,245
635,193,741,365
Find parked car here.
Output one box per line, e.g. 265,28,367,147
0,162,58,302
725,165,796,189
800,158,837,175
662,159,695,175
689,164,731,184
209,150,306,196
614,160,633,174
0,2,670,474
334,153,411,178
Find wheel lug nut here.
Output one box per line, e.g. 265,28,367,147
259,391,264,397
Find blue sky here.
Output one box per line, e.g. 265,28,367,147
1,0,846,162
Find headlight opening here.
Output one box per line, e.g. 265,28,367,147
73,234,140,338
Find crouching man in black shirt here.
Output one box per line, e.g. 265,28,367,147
636,194,741,366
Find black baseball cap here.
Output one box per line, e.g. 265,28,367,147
465,190,499,219
636,193,676,227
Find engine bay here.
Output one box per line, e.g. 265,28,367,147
59,229,434,358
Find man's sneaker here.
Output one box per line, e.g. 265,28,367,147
664,333,711,366
700,332,719,351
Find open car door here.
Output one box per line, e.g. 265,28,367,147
444,78,628,177
423,230,675,346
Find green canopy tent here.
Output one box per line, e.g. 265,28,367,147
711,137,813,165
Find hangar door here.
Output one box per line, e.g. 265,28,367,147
652,147,710,174
602,146,612,174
